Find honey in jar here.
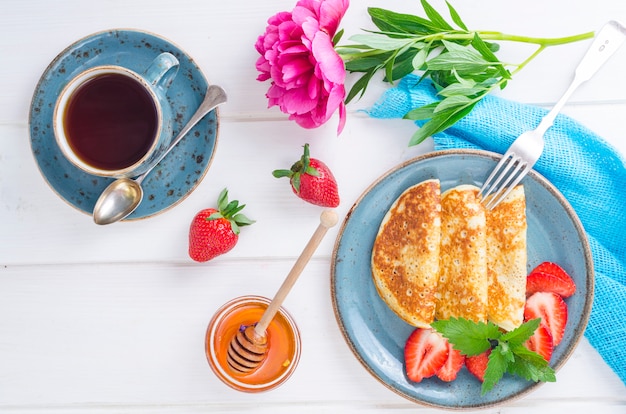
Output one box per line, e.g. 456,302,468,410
205,295,301,392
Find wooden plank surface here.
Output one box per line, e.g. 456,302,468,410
1,0,625,412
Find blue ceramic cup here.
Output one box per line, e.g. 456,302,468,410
53,52,179,178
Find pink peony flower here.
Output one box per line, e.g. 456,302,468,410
255,0,349,134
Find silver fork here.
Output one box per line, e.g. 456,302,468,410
480,20,626,210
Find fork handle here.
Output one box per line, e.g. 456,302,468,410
536,21,626,135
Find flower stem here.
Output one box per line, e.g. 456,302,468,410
469,30,594,46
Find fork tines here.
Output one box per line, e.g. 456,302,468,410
479,153,531,210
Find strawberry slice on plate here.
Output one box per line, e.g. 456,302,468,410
525,323,554,362
524,291,568,346
436,341,465,382
404,328,449,382
527,262,576,297
465,350,491,382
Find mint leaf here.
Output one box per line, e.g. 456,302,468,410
508,345,556,383
432,317,557,394
482,343,510,394
501,318,541,348
431,317,500,356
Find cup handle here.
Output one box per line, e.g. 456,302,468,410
143,52,179,91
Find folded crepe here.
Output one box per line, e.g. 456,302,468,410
436,185,488,323
371,179,442,328
486,185,527,331
372,180,527,330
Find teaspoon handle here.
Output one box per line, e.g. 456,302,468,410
136,84,228,184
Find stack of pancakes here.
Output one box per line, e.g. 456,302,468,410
371,179,527,331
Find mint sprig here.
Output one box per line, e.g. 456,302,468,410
431,317,556,395
337,0,594,146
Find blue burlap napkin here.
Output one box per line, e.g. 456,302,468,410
367,74,626,386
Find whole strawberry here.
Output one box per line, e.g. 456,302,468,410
188,188,255,262
272,143,340,207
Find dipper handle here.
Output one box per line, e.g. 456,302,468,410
254,209,338,335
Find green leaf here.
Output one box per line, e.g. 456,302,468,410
403,102,437,121
232,213,256,227
501,318,541,348
508,346,556,383
332,28,344,46
368,7,439,35
420,0,454,31
408,101,476,146
345,69,376,104
272,169,292,179
434,95,473,113
470,33,499,62
291,173,301,193
207,212,222,221
380,42,415,83
471,33,511,80
482,344,509,394
344,55,388,72
445,0,468,30
349,34,415,51
427,69,457,89
437,80,483,98
427,41,491,73
412,47,429,71
223,200,240,216
431,317,500,356
217,188,229,211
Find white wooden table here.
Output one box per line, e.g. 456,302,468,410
2,1,625,412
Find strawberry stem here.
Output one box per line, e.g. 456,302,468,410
206,188,255,234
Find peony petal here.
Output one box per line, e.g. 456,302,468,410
326,83,345,113
280,87,318,114
278,21,301,42
311,31,346,85
318,0,349,35
290,112,320,129
292,1,318,26
307,75,321,101
280,43,309,55
336,101,346,134
268,11,293,26
255,55,270,72
300,15,321,43
281,59,313,86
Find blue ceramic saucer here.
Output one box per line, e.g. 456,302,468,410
331,149,593,409
29,29,219,220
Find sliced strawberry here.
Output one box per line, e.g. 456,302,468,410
524,324,554,362
527,271,576,298
524,292,568,346
465,350,491,382
436,340,465,382
404,328,449,382
529,262,576,297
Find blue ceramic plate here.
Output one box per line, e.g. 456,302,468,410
29,29,219,220
331,149,593,409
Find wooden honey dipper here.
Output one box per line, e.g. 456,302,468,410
226,209,338,374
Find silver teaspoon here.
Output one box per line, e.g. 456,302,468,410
92,84,227,225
